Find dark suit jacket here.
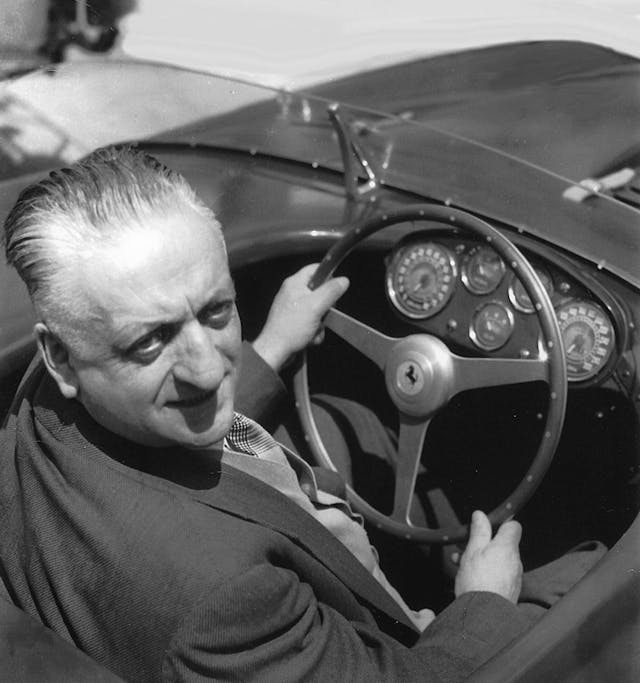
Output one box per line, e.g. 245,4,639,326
0,344,532,682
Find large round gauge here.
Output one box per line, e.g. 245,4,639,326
386,242,457,319
556,300,615,382
461,246,505,295
470,302,515,351
508,266,554,313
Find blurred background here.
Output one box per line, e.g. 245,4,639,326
1,1,134,77
1,1,639,86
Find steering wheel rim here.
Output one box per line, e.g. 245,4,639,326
294,204,567,543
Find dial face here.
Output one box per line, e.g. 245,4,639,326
557,300,615,381
509,267,554,313
461,246,505,295
386,242,456,319
470,302,515,351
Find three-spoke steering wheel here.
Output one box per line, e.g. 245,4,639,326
294,205,567,543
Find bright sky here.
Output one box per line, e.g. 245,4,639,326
119,0,640,88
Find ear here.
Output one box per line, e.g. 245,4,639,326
34,322,79,399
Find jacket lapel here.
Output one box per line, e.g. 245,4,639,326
187,461,418,631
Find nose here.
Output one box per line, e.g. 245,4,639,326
171,322,226,390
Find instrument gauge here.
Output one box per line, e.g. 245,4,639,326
386,242,457,319
557,300,615,381
461,246,505,295
509,266,554,313
470,302,515,351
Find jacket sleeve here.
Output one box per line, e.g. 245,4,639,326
161,564,532,683
235,342,288,430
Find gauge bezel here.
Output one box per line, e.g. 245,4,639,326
461,245,506,295
508,266,553,314
386,240,457,319
556,299,616,382
469,300,515,351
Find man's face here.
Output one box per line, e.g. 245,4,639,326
58,204,242,449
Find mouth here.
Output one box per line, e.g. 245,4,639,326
167,389,217,409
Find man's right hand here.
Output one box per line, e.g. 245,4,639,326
252,264,349,373
454,510,523,604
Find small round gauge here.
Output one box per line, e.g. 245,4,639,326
461,246,505,295
386,241,457,319
556,300,615,381
509,266,554,313
470,302,515,351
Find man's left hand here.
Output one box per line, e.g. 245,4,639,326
454,510,523,604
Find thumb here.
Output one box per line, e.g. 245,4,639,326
465,510,492,553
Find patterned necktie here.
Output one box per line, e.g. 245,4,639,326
224,412,280,458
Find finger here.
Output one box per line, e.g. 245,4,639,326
312,276,350,311
283,263,321,290
494,520,522,547
311,328,325,346
295,263,321,281
465,510,492,553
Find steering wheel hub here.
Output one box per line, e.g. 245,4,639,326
385,335,453,417
394,361,425,396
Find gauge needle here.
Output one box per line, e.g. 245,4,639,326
413,275,430,292
567,337,584,354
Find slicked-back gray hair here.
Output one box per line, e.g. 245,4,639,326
3,145,222,345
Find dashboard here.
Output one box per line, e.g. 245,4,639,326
383,232,618,384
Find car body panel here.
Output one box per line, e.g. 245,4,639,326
310,41,640,180
4,42,640,286
470,514,640,682
155,59,640,289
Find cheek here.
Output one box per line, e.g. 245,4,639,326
80,364,167,411
125,365,174,408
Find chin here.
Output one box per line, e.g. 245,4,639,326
182,433,225,451
181,406,235,450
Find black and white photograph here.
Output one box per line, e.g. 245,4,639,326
0,1,639,681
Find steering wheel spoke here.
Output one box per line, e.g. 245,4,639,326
324,308,396,371
452,354,549,395
391,414,430,525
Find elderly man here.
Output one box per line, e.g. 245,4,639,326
0,146,601,682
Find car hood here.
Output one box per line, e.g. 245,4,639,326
1,43,639,289
309,41,640,181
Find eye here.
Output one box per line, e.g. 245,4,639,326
200,300,235,328
127,325,175,363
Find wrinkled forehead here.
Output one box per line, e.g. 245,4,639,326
96,196,220,253
109,201,224,257
101,204,226,284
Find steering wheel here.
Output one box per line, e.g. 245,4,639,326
293,205,567,543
